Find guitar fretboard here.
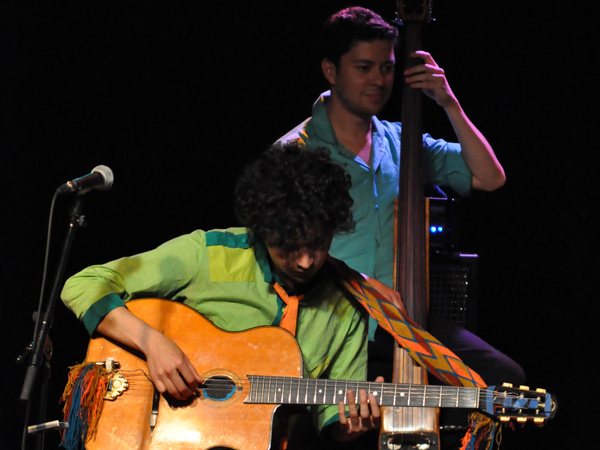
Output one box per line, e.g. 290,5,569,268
246,376,480,409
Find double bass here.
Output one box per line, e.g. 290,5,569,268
380,1,439,449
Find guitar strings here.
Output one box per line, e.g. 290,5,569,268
100,370,535,405
96,372,545,419
197,377,530,402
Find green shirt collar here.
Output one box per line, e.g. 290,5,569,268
250,236,274,284
311,91,387,171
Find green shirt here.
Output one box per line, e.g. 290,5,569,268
276,91,473,289
277,92,473,340
61,227,368,431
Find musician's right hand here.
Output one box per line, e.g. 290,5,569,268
96,305,203,400
143,329,203,400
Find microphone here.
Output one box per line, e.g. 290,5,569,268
56,165,114,195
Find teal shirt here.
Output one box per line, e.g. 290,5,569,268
61,227,368,431
276,92,472,289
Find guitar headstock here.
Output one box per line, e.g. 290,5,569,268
483,383,557,424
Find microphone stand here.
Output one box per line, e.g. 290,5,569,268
20,193,87,449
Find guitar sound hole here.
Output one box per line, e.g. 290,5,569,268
202,376,237,401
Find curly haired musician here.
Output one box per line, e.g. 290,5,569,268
61,144,387,445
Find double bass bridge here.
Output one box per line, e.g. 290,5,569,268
380,349,439,450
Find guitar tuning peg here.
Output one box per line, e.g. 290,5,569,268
533,418,545,424
499,416,510,422
535,388,547,394
516,417,528,423
502,382,513,388
519,385,530,391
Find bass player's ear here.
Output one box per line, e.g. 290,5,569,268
321,58,338,85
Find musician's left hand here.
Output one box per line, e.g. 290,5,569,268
331,376,384,442
404,51,458,109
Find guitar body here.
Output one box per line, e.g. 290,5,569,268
76,299,555,449
85,298,303,450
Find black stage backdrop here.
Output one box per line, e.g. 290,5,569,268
1,1,596,449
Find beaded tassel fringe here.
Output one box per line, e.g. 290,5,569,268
60,362,110,450
460,412,501,450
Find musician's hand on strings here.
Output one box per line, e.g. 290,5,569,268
96,305,203,401
403,51,504,190
404,50,458,109
332,376,384,443
143,330,203,400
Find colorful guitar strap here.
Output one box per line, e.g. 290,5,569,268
329,257,487,389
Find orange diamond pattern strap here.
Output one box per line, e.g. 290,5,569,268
329,258,487,388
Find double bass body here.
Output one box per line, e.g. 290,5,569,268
379,1,439,449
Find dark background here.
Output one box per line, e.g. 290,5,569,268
1,1,596,449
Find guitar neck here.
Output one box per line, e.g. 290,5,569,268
246,376,556,422
247,376,477,408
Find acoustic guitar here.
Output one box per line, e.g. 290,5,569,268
77,299,556,450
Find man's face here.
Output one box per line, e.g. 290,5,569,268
266,236,332,290
323,39,396,118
